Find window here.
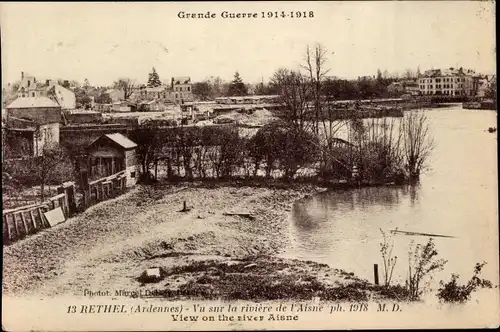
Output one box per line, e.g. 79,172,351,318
436,78,441,83
130,171,136,178
187,86,191,92
32,92,35,97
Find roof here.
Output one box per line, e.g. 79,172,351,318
6,97,61,109
145,87,166,93
422,68,475,78
172,76,191,84
105,133,137,149
88,133,137,150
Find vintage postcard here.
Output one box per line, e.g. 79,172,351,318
1,1,498,330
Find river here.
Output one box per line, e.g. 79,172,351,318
283,105,498,293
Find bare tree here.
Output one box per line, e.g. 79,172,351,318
270,68,312,131
301,43,330,135
26,142,67,202
400,111,435,181
114,78,136,100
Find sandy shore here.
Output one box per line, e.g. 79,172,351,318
3,182,398,301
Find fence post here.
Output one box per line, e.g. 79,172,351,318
3,214,11,243
374,264,379,285
66,182,76,216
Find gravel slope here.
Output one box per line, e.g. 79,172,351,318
3,183,333,297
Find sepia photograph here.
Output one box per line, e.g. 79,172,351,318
1,1,498,330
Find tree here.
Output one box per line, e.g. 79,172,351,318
192,81,212,100
227,71,248,96
255,81,278,95
400,111,435,182
147,67,162,87
404,68,415,79
83,78,90,91
74,87,92,109
27,142,67,202
485,78,497,100
114,78,135,100
207,76,225,97
95,92,112,104
131,120,165,180
270,68,311,131
302,44,330,135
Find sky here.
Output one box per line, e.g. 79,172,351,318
0,1,496,86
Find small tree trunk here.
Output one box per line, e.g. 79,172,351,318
40,180,45,203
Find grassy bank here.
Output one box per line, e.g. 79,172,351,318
2,181,405,301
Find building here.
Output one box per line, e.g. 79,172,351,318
4,97,62,157
86,133,138,187
16,72,76,109
46,82,76,109
16,73,39,98
112,101,132,112
387,82,404,95
402,80,420,95
476,75,496,98
139,100,166,112
215,95,280,105
419,68,476,96
171,77,193,104
137,86,170,100
105,88,125,103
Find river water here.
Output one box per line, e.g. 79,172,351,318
283,105,498,290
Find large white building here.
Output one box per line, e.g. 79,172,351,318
16,72,76,109
418,68,477,97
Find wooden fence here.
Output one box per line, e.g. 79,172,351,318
3,182,76,244
3,171,128,245
81,170,127,209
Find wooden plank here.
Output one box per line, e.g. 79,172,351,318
30,209,37,229
390,229,456,238
3,203,43,215
20,211,29,235
4,214,11,242
13,213,22,238
44,207,66,227
38,208,46,228
49,193,66,201
9,214,18,240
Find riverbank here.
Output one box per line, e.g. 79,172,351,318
3,181,407,301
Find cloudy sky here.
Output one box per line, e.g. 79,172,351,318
1,1,496,86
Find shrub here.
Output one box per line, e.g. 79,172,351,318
437,262,493,303
406,238,447,300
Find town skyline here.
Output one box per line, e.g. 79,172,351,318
1,2,496,86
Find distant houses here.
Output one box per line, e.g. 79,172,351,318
126,77,194,106
4,96,62,157
418,67,477,97
215,95,280,105
16,72,76,109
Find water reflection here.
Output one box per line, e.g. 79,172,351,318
284,107,498,285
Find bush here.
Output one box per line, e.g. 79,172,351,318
407,238,447,300
437,262,493,303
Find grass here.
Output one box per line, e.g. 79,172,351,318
138,257,376,301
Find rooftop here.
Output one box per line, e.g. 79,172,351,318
422,67,476,78
104,133,137,149
172,77,191,84
6,97,61,109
